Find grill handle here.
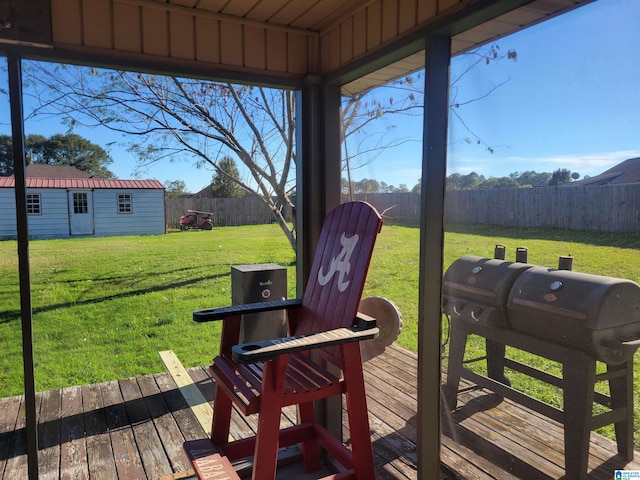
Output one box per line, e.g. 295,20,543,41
602,336,640,350
515,247,528,263
558,255,573,271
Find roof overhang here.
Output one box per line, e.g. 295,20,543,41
0,0,594,93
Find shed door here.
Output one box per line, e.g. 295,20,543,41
68,190,94,235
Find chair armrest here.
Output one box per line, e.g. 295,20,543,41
193,299,303,322
231,313,379,363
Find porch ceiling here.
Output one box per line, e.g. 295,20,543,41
1,0,593,93
342,0,594,95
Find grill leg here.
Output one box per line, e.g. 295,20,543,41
486,339,510,387
443,320,467,411
608,360,634,460
562,358,596,480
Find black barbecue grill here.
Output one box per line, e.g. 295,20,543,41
442,247,640,479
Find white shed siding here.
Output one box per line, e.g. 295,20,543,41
93,189,165,236
0,189,17,238
27,189,71,239
0,188,71,239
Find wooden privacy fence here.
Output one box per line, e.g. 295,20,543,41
166,196,275,228
166,184,640,232
346,185,640,232
444,184,640,232
345,192,422,223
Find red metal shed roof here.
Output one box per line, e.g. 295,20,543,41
0,177,164,189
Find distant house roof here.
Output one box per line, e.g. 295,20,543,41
192,184,213,198
0,177,164,189
24,164,92,179
566,157,640,186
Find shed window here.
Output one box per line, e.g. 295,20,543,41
27,194,41,215
118,194,132,213
73,193,88,214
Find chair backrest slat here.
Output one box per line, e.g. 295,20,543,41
294,201,382,367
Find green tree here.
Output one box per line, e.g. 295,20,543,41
459,172,484,190
446,172,484,190
515,170,551,187
377,181,408,193
446,173,462,190
355,178,381,193
0,135,14,175
164,179,188,198
211,156,245,198
412,178,421,195
548,168,572,186
0,133,114,177
478,176,519,189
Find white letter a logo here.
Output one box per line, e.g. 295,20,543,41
318,233,359,292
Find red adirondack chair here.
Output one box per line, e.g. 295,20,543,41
192,201,383,480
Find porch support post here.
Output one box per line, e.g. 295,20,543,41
8,55,39,480
296,77,343,439
295,77,342,290
418,35,450,479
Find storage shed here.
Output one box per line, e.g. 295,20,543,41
0,176,165,239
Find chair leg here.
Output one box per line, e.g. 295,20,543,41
211,383,233,446
298,401,321,472
252,356,287,480
342,343,375,479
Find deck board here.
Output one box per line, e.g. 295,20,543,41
0,343,639,479
1,394,27,480
83,383,119,480
137,374,192,474
0,396,21,479
101,379,146,479
119,377,173,479
37,389,62,480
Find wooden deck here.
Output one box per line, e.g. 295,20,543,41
1,344,639,479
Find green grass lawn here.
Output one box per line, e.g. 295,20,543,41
0,226,297,396
1,223,639,445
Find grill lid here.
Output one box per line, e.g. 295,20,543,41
507,267,640,330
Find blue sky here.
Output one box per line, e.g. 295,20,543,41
359,0,640,189
3,0,639,193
